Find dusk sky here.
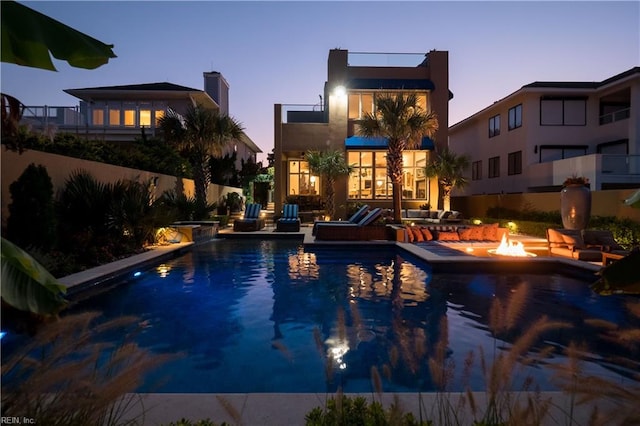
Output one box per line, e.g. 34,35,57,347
2,1,638,163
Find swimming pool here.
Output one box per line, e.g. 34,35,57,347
4,239,639,393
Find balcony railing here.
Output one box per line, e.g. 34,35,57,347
347,52,426,67
601,154,640,175
280,104,327,124
21,105,83,127
599,107,630,125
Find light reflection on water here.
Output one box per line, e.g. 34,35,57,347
2,239,639,394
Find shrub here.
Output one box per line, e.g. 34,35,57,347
6,163,57,250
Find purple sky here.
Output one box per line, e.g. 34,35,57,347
2,1,638,163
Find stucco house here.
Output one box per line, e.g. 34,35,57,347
21,71,261,167
274,48,451,218
448,67,640,196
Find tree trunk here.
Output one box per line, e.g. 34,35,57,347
387,140,405,223
442,185,452,211
326,176,336,219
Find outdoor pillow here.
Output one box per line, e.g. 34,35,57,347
482,223,500,241
469,226,484,240
411,227,424,242
405,226,415,243
420,227,434,241
437,231,460,241
458,227,474,241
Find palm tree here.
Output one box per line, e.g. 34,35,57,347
358,92,439,223
158,104,244,207
306,150,354,219
424,147,470,211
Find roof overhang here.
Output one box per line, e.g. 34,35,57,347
345,136,434,150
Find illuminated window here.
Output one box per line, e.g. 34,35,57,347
92,109,104,125
109,109,120,126
288,160,320,196
139,110,151,127
124,109,136,126
347,150,428,200
155,109,165,125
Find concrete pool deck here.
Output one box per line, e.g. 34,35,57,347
54,225,604,425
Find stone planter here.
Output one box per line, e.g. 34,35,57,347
560,184,591,230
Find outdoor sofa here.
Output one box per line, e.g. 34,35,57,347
391,223,508,244
546,228,629,262
401,209,464,224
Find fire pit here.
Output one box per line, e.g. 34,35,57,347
487,234,537,257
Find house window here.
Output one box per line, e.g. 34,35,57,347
124,109,136,126
139,110,152,127
540,98,586,126
508,104,522,130
348,92,428,120
507,151,522,175
488,156,500,178
472,160,482,180
488,115,500,138
347,150,428,200
155,109,165,125
288,160,319,196
109,108,120,126
92,109,104,125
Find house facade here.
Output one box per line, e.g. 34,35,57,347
449,67,640,196
20,72,261,167
274,48,451,218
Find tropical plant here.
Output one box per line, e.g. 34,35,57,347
423,147,470,211
563,174,589,187
158,105,244,207
357,93,439,223
0,237,67,317
306,150,354,219
1,311,173,425
6,163,57,250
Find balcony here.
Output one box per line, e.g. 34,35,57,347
599,107,631,125
347,52,426,67
280,104,326,124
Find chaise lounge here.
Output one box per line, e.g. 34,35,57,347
276,204,301,232
311,204,370,236
314,207,386,241
233,203,265,232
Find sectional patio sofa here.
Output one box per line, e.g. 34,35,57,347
546,228,629,262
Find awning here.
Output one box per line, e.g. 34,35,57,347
345,136,434,150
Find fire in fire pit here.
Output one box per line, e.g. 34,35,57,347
488,234,537,257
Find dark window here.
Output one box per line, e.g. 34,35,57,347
472,160,482,180
488,156,500,178
508,104,522,130
507,151,522,175
488,115,500,138
540,98,586,126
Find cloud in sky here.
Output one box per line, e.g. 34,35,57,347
2,1,638,161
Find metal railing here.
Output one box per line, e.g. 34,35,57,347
601,154,640,175
21,105,83,127
347,52,427,67
599,107,630,125
280,104,327,124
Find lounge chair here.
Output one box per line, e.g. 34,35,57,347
276,204,301,232
546,228,629,263
233,203,265,232
311,204,370,235
314,207,387,241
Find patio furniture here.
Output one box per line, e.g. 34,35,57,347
276,204,301,232
233,203,265,232
546,228,629,263
314,207,387,241
311,204,370,235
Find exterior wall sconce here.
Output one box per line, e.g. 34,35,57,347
333,85,346,97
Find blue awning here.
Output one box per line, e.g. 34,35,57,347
345,136,435,150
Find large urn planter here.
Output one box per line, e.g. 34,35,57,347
560,183,591,230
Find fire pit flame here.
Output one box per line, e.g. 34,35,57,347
490,234,536,257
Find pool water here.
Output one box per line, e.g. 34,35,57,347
3,240,639,393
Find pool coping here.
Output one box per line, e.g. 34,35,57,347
52,229,604,425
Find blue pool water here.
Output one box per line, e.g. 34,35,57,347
3,240,639,393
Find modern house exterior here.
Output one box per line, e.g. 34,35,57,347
274,48,451,218
20,71,261,167
448,67,640,196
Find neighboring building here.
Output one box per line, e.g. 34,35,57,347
274,48,451,217
449,67,640,195
20,71,261,167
